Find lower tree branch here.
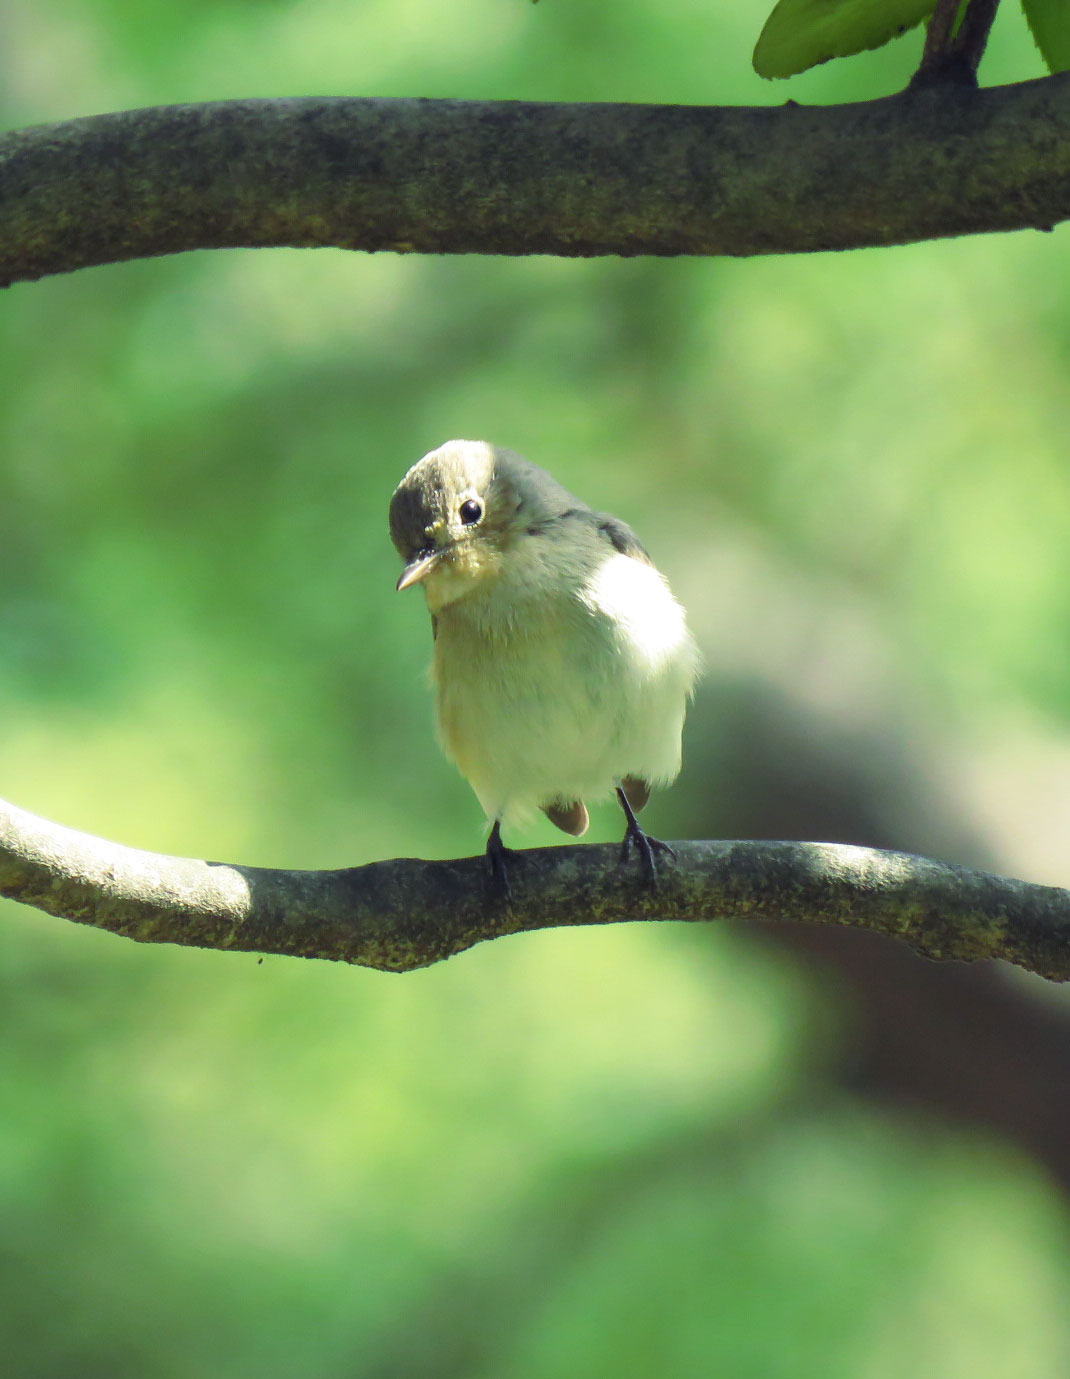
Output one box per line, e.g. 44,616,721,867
1,76,1070,285
1,797,1068,978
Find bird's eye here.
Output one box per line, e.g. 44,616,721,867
459,498,483,526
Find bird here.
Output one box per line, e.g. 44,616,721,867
388,439,700,893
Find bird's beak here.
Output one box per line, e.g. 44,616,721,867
396,547,440,591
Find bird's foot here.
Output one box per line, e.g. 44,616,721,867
485,820,514,905
616,786,674,887
620,823,675,886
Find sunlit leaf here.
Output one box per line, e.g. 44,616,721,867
1022,0,1070,72
754,0,935,79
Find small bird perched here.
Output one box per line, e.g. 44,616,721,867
389,440,700,890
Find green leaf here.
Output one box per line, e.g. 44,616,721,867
753,0,935,79
1021,0,1070,72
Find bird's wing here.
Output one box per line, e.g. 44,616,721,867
591,513,653,565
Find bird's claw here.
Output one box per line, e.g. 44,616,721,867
615,783,674,886
619,823,674,886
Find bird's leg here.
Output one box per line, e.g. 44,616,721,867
616,787,675,886
485,819,514,904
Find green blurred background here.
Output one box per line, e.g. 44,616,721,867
2,1,1069,1374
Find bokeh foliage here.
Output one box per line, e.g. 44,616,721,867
1,1,1069,1374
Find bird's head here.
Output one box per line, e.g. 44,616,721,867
389,439,576,611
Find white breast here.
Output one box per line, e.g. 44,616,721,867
432,544,699,830
580,551,693,677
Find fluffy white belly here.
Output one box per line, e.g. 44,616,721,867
433,552,698,827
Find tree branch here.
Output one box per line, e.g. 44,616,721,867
914,0,972,88
1,77,1069,285
918,0,966,76
954,0,1002,75
913,0,1002,88
2,797,1069,978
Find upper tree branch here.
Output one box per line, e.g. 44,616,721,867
1,77,1070,285
2,797,1069,978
